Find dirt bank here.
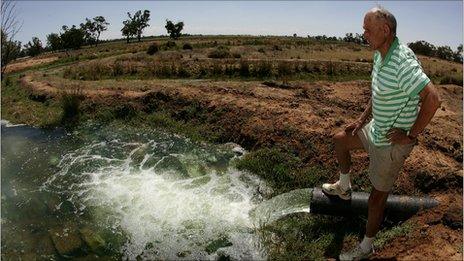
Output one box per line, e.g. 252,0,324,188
5,57,58,73
21,73,463,259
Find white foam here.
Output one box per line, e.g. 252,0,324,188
0,119,26,127
44,139,266,260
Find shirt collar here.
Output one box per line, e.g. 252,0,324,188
382,37,399,66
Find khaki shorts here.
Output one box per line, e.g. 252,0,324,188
357,121,415,192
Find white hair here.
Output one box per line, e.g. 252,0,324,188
368,6,397,36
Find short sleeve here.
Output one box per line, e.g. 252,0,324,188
397,57,430,97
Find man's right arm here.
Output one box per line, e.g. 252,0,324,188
358,98,372,124
346,98,372,136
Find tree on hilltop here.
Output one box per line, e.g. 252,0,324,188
165,19,184,40
46,33,62,51
454,44,462,63
61,25,85,51
80,18,96,45
121,18,136,43
80,16,109,46
121,10,150,43
1,1,22,77
23,37,43,56
93,16,109,46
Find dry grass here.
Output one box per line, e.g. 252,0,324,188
11,35,461,91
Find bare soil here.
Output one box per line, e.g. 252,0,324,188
21,73,463,260
5,57,58,73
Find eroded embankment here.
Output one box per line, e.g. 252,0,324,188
21,73,462,193
18,72,464,260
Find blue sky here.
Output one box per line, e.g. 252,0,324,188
13,1,463,50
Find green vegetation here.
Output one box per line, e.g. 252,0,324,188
374,223,414,249
60,89,84,127
146,43,159,55
80,16,109,47
208,46,233,59
1,30,22,77
256,214,365,260
165,19,184,40
409,41,462,63
182,42,193,50
235,148,327,196
23,37,44,57
1,75,61,127
60,54,372,82
121,10,150,43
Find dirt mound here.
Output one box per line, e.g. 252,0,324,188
374,193,463,260
5,57,58,73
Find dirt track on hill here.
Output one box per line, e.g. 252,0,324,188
22,73,463,260
5,57,58,73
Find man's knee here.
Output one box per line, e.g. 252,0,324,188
333,131,348,146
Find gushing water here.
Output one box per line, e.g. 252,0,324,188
2,121,315,260
40,123,269,260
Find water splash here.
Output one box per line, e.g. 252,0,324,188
0,119,26,127
42,126,269,260
249,188,313,226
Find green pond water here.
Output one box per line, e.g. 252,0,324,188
1,120,310,260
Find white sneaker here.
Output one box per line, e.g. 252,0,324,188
339,245,374,261
321,181,351,200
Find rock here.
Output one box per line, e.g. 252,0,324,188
49,223,84,257
141,156,160,170
154,155,189,180
36,233,57,256
45,195,62,214
130,144,150,167
231,145,246,156
74,254,114,260
205,237,233,254
177,250,191,258
79,227,106,255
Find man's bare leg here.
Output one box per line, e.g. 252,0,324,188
333,130,365,174
366,188,389,237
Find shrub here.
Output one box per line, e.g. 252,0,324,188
239,60,250,77
61,89,84,125
182,43,193,50
147,43,159,55
177,66,191,78
165,41,177,49
224,64,236,77
208,46,231,59
254,61,273,78
211,63,223,76
277,61,293,77
157,63,173,77
232,52,241,58
114,103,137,119
235,147,300,188
112,61,124,76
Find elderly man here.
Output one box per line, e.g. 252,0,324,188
321,6,441,260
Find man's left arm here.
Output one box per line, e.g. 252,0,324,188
388,82,442,144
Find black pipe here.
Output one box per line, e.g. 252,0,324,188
310,187,439,221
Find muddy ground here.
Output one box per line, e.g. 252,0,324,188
20,70,463,260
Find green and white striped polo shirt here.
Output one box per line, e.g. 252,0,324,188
370,37,430,146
